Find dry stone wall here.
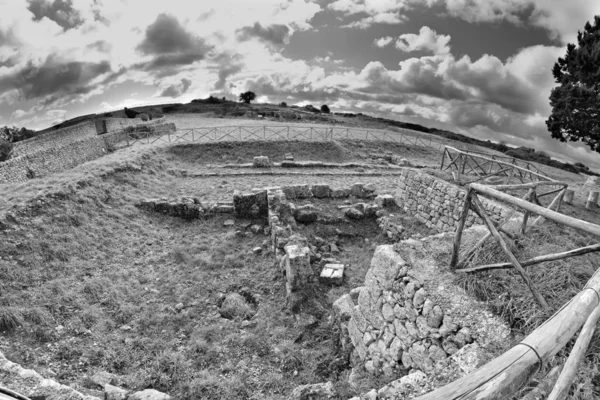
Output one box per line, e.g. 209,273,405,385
12,121,98,157
0,123,175,184
395,169,513,232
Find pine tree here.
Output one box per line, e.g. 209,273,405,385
547,16,600,152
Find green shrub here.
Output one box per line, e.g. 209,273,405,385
0,137,13,162
139,113,149,121
280,102,287,107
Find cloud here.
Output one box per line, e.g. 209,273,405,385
11,109,27,119
374,36,393,48
26,0,84,31
395,26,451,54
159,78,192,97
236,22,290,46
135,13,212,74
0,55,112,103
86,40,111,53
329,0,410,28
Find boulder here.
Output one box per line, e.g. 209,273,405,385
330,188,351,198
104,384,128,400
311,184,331,198
295,208,318,223
128,389,171,400
375,194,396,208
291,381,335,400
253,156,270,168
233,190,268,218
345,208,364,220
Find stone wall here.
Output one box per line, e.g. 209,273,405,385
12,121,98,157
395,169,513,232
103,116,165,133
0,123,176,184
336,227,511,399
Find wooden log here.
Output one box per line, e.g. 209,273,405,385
484,181,568,191
440,147,447,170
456,243,600,273
520,365,563,400
413,269,600,400
537,187,566,198
586,191,599,210
470,183,600,238
547,303,600,400
470,194,548,308
450,189,473,269
530,188,566,228
563,189,574,204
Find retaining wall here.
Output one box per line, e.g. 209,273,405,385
0,123,175,184
395,169,513,232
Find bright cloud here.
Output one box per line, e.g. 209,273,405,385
395,26,451,54
374,36,394,47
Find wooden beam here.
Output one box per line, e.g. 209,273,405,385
520,188,535,234
547,303,600,400
537,187,565,198
470,194,548,308
530,188,566,228
456,243,600,273
485,181,568,191
413,269,600,400
450,189,473,269
470,183,600,238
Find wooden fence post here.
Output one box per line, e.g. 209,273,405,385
470,194,549,308
564,189,574,204
450,189,473,269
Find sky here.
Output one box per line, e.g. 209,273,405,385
1,0,600,168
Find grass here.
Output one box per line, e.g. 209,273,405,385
0,149,404,399
455,222,600,399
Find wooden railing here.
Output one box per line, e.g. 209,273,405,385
119,124,456,151
414,181,600,399
440,146,553,183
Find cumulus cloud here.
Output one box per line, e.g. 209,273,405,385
342,13,408,29
395,26,451,54
330,0,411,28
236,23,290,46
136,13,212,75
0,55,112,103
374,36,393,48
159,78,192,97
26,0,84,31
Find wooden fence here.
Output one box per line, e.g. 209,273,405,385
119,124,453,151
414,181,600,399
440,146,552,183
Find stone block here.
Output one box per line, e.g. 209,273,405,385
330,188,351,198
333,294,354,321
233,190,268,218
375,194,396,208
311,184,331,198
284,244,312,291
252,156,270,168
351,183,367,198
214,204,234,213
320,263,344,285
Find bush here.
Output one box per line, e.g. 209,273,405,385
0,137,13,162
321,104,330,113
280,102,287,107
124,107,139,118
139,113,149,121
303,104,321,113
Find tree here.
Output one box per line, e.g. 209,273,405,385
124,107,139,118
547,15,600,152
239,91,256,104
280,101,287,107
321,104,330,113
0,137,12,162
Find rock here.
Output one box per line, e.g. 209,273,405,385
285,153,294,161
250,224,263,234
351,183,367,198
295,313,318,327
422,299,434,316
311,184,331,198
128,389,171,400
381,303,395,322
364,183,377,192
104,384,128,400
330,188,351,198
223,219,235,227
175,302,184,311
345,208,364,220
333,294,354,321
330,243,340,254
375,194,396,208
320,263,344,285
90,371,119,387
291,381,335,400
119,325,132,331
252,246,262,255
450,343,487,374
219,293,256,320
215,204,234,213
296,208,318,223
233,190,268,218
427,306,444,329
413,288,428,309
253,156,270,168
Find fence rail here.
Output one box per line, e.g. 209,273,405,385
119,124,461,151
414,180,600,399
441,145,552,184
